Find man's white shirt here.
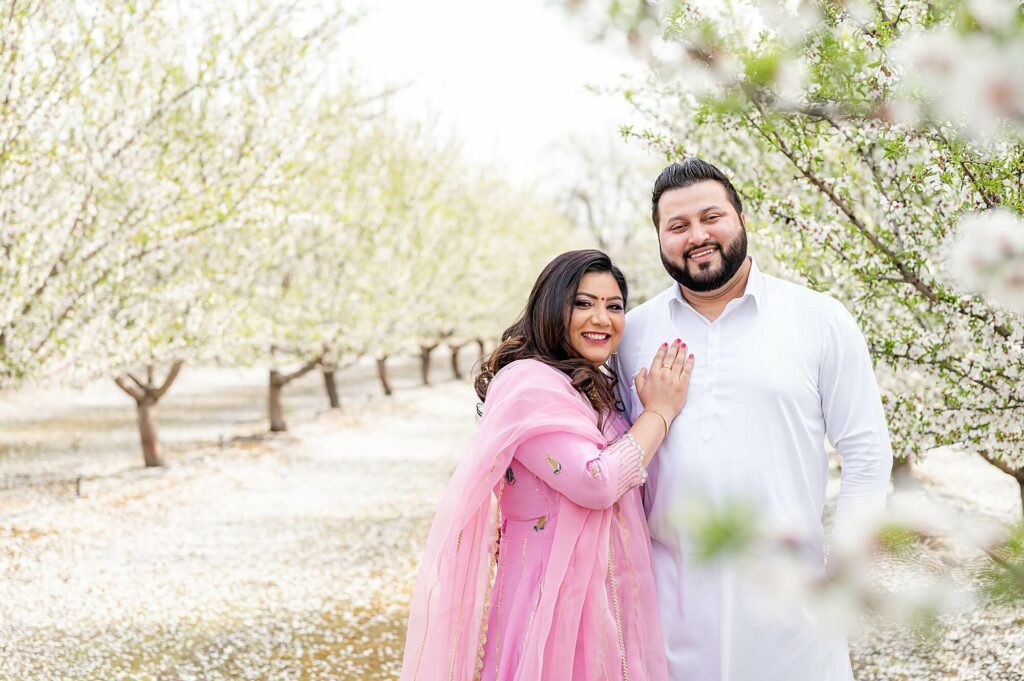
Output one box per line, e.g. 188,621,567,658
616,259,892,681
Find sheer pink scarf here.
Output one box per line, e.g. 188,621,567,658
399,359,668,681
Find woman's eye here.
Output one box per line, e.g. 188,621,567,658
574,300,591,308
609,304,624,312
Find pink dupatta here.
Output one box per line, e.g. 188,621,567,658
399,359,668,681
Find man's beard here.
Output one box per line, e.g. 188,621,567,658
660,228,748,293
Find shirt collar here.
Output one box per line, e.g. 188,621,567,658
666,256,764,313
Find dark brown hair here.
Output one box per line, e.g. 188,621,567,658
474,249,627,428
651,157,744,228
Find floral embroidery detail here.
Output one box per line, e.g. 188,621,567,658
505,467,516,485
586,460,603,479
546,454,562,474
533,516,547,532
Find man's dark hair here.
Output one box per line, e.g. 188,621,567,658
651,158,744,228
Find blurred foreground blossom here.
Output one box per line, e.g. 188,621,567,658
893,27,1024,141
947,209,1024,312
688,496,1021,638
979,522,1024,605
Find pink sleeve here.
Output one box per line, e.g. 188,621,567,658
513,430,646,510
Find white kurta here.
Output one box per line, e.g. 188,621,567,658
616,259,892,681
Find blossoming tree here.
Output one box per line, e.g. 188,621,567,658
565,0,1024,511
1,0,353,461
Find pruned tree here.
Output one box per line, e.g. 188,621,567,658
113,361,184,467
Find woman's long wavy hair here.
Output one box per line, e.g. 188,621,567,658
474,249,628,429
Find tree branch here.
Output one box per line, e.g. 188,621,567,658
280,353,325,385
744,106,941,305
126,372,149,392
931,126,1001,209
153,360,183,400
977,449,1024,479
113,374,144,402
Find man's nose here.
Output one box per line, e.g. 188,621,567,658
688,222,710,244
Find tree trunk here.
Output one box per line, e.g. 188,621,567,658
420,344,438,386
377,356,393,396
450,344,464,380
136,399,163,467
892,455,914,488
114,360,184,468
476,337,486,360
266,354,324,432
322,367,340,409
1016,470,1024,518
269,370,287,432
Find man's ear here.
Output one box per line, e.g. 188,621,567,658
739,212,747,229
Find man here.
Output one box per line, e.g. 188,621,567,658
616,158,892,681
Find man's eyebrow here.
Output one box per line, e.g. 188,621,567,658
576,292,624,302
667,205,724,221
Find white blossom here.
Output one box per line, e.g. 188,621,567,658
946,209,1024,312
893,28,1024,140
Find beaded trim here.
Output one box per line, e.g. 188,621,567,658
472,480,505,680
608,547,631,681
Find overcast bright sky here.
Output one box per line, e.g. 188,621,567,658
342,0,653,184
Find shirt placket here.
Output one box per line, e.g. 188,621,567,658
702,322,720,442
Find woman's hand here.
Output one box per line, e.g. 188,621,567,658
634,339,695,422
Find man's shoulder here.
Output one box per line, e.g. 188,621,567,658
762,271,851,320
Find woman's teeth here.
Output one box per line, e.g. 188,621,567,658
582,332,610,342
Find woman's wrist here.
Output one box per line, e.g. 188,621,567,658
638,408,671,437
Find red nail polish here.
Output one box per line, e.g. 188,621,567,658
689,353,694,360
661,342,668,347
675,338,681,343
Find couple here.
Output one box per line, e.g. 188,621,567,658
400,158,893,681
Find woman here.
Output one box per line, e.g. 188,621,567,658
400,250,694,681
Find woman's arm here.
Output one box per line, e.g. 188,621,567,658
513,429,647,510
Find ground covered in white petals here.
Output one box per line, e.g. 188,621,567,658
1,365,1021,680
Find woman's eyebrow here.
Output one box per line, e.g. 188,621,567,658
576,292,624,302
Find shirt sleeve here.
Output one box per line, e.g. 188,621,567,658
819,302,894,555
513,429,646,510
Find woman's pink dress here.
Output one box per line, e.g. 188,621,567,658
400,359,668,681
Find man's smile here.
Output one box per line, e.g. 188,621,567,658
687,245,719,263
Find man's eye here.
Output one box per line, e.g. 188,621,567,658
706,215,720,222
